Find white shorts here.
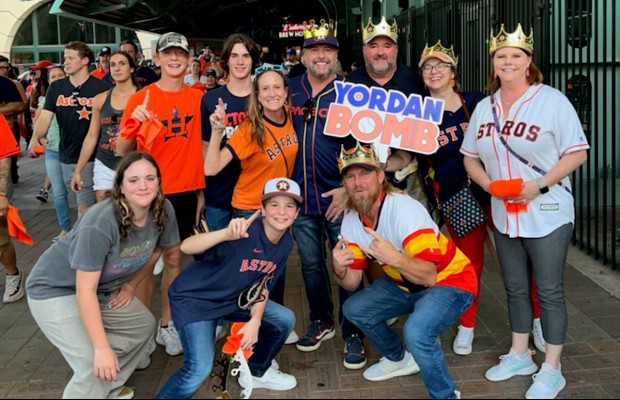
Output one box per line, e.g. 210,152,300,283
93,159,116,191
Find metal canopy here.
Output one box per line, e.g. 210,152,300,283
49,0,346,40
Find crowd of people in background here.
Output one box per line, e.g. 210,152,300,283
0,16,589,400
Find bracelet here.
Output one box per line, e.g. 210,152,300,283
332,265,348,281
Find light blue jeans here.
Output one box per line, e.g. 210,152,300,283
343,276,473,399
155,300,295,399
45,149,72,232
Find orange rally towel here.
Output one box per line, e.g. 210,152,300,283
119,118,164,153
504,200,528,214
222,322,254,360
6,205,33,245
489,178,523,197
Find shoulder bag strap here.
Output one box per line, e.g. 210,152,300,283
490,97,571,195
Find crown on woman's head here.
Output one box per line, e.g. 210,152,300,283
303,19,337,40
489,23,534,55
419,40,458,67
338,142,381,174
362,16,398,44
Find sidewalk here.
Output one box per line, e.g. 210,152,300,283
1,155,619,399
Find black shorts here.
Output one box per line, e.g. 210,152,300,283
166,191,198,241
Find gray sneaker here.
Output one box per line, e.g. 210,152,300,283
3,271,24,303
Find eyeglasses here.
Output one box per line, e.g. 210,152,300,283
421,63,451,74
254,64,285,75
303,98,314,121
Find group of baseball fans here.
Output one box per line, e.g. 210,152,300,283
0,15,588,400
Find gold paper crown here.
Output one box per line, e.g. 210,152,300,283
489,23,534,55
362,16,398,44
420,40,458,66
302,19,337,40
338,142,381,173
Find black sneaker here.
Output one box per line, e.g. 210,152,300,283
343,334,367,370
296,320,335,352
36,188,49,203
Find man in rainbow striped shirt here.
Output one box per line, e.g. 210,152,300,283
333,142,478,399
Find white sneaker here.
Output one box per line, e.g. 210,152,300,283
285,330,299,345
136,338,156,370
485,348,538,381
363,351,420,381
525,363,566,399
153,255,165,275
239,366,297,391
385,316,399,326
3,271,24,303
155,320,183,356
532,318,547,353
452,325,474,356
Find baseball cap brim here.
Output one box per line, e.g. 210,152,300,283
340,162,380,175
363,34,397,45
303,36,339,48
418,53,454,68
261,191,303,203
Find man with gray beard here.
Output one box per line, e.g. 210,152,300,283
288,18,366,370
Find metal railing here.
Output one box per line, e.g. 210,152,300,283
396,0,619,269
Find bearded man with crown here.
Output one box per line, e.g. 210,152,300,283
461,23,589,400
332,141,478,398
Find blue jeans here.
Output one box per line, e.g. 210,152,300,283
343,276,474,399
45,150,72,232
155,301,295,399
292,213,363,338
205,205,233,231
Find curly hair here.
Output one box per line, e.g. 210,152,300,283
110,152,167,241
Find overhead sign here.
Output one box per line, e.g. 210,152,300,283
279,23,304,38
324,82,444,162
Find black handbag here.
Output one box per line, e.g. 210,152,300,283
439,186,486,238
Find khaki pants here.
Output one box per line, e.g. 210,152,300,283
28,294,155,399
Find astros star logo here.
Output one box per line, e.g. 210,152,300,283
77,106,91,120
276,180,290,192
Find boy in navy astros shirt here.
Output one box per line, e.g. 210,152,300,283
156,178,300,398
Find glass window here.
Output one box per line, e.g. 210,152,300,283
95,23,115,44
38,5,59,45
121,29,139,42
38,52,63,64
10,53,35,65
13,15,33,46
60,19,94,44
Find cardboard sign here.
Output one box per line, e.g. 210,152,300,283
324,82,444,162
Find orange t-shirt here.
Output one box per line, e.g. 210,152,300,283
120,84,205,195
226,115,298,210
0,114,20,159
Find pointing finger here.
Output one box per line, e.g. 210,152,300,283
246,209,261,225
364,227,381,239
142,89,150,107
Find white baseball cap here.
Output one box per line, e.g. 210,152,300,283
156,32,190,53
262,178,303,203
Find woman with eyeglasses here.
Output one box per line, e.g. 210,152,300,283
205,67,298,307
71,51,139,202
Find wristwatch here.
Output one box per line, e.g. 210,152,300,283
536,177,549,194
